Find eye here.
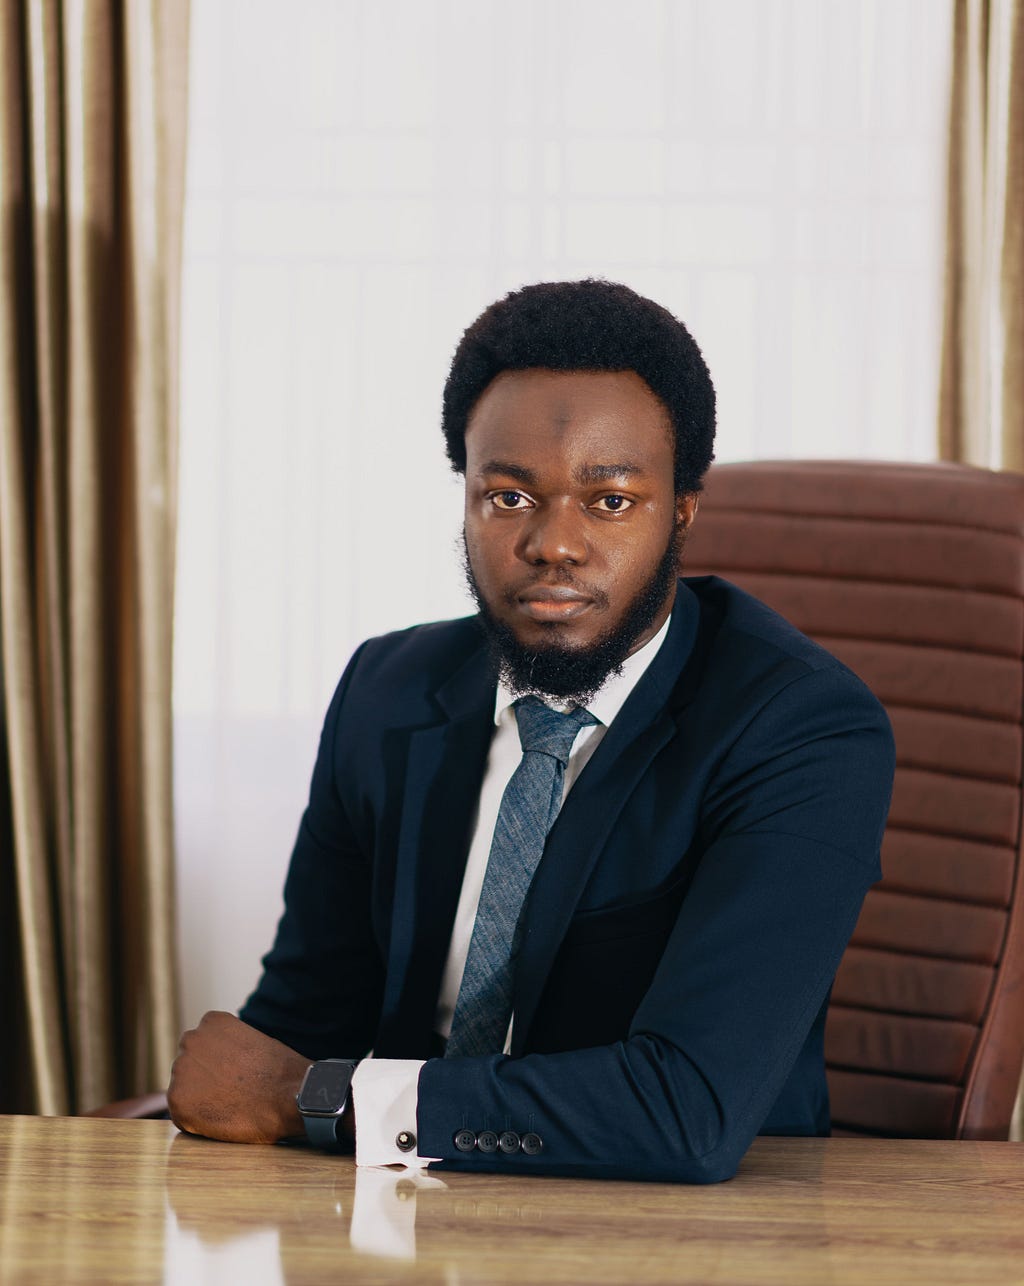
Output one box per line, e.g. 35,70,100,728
490,490,534,510
591,494,634,513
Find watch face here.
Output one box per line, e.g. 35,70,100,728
297,1061,354,1114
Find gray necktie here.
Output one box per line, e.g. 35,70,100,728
445,696,599,1059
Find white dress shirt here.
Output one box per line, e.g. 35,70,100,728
351,613,672,1167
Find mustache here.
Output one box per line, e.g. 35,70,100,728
502,568,610,611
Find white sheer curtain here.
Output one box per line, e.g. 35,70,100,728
175,0,952,1021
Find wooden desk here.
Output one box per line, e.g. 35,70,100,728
1,1115,1021,1284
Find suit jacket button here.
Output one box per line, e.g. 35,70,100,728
476,1130,499,1153
498,1130,520,1154
454,1128,477,1152
521,1132,543,1155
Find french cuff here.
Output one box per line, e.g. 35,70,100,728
351,1058,441,1168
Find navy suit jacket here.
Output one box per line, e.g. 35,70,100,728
241,577,894,1182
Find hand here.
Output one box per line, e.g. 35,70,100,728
167,1011,310,1144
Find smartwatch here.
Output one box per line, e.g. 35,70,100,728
296,1058,359,1150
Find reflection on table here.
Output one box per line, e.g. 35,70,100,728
1,1114,1022,1283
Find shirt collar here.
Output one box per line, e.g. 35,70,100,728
493,611,673,729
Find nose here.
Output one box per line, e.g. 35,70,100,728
516,500,588,566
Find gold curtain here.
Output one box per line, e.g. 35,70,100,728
939,0,1024,469
0,0,189,1114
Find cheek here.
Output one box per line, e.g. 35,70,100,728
605,546,650,593
597,517,666,575
464,517,510,580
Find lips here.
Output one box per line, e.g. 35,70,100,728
516,585,594,622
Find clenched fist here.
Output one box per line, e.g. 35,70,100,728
167,1011,310,1144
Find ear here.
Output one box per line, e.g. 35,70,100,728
676,493,699,529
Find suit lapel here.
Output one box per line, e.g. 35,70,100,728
374,581,719,1059
374,644,495,1058
510,583,710,1055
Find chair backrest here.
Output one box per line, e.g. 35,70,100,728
683,460,1024,1139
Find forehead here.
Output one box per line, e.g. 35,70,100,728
464,369,674,471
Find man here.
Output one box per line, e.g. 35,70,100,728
168,280,894,1183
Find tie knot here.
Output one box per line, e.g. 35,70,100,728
513,695,599,764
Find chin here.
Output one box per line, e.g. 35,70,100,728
512,622,598,650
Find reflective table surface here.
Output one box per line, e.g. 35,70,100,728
1,1114,1022,1283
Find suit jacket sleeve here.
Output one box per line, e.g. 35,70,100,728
238,642,385,1060
416,662,895,1183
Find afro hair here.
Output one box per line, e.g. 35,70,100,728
441,279,716,495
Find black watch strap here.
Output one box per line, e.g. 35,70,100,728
302,1113,346,1149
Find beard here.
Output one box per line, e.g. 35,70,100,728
462,524,685,708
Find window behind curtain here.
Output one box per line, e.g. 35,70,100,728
175,0,952,1021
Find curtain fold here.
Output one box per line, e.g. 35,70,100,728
0,0,189,1114
939,0,1024,469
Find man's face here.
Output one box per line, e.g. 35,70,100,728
463,368,697,702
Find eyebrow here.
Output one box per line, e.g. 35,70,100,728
478,460,646,485
479,460,538,484
574,463,645,484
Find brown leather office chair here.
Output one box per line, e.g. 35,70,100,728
684,459,1024,1139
